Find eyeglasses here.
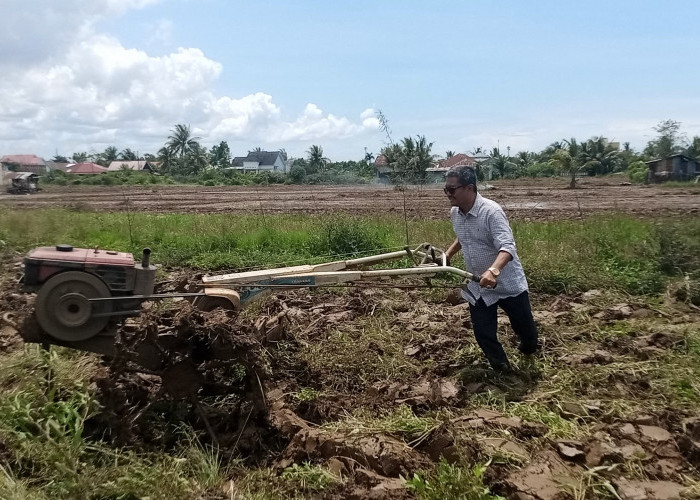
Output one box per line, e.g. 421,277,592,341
443,185,465,196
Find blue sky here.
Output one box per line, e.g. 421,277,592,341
1,0,698,161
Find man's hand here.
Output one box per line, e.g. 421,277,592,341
479,269,497,289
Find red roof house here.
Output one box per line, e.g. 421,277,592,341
67,162,109,175
0,154,48,175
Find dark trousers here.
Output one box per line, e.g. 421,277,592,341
468,291,538,370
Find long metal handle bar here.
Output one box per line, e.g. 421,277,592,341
202,243,446,286
203,265,479,288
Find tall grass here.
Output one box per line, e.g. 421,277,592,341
1,208,698,294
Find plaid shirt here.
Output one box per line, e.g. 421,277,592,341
451,193,529,306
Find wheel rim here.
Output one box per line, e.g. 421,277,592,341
35,271,112,341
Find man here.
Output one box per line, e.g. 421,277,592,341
443,166,538,372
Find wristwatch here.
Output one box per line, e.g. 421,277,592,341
487,267,501,278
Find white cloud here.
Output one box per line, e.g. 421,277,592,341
0,0,378,158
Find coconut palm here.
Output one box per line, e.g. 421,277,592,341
166,124,201,160
119,148,138,161
98,146,118,166
580,137,621,176
549,138,585,188
306,145,329,174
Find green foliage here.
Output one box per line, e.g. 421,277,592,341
381,135,435,184
282,462,340,492
628,160,648,183
309,217,389,256
404,461,504,500
656,218,700,276
516,216,663,295
289,164,307,183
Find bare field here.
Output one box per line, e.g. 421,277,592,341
2,177,699,220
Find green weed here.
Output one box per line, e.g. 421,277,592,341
281,462,341,492
404,460,505,500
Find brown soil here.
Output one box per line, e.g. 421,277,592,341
4,271,699,498
1,177,699,221
1,179,700,498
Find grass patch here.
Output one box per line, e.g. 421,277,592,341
281,462,341,492
3,208,698,294
404,460,505,500
326,405,440,441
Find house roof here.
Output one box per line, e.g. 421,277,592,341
68,162,109,174
0,154,46,166
645,154,697,164
437,153,477,169
107,160,153,171
232,151,282,167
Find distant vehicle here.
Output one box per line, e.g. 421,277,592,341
6,172,41,194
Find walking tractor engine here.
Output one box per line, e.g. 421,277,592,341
23,244,157,343
15,242,480,368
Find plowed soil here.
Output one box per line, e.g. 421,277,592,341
2,259,700,498
1,178,700,498
1,177,698,220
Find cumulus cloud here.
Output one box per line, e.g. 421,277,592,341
0,0,378,157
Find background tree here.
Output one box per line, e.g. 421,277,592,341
119,148,139,161
580,137,621,176
306,145,330,174
685,136,700,160
157,147,175,174
489,147,513,179
445,150,455,159
379,135,434,184
644,119,688,159
51,154,69,163
97,146,118,166
209,141,232,169
549,138,585,188
165,124,201,175
166,124,200,160
186,143,209,175
72,152,88,163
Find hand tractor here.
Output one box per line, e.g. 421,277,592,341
9,243,480,388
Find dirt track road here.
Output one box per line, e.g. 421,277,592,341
1,177,698,220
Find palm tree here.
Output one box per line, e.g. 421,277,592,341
549,138,585,188
119,148,138,161
98,146,118,166
580,137,621,176
445,150,455,159
166,124,201,160
157,147,175,174
306,145,329,174
187,143,209,174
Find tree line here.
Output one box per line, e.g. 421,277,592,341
48,119,699,187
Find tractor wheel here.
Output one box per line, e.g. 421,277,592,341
35,271,112,342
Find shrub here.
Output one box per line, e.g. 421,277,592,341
289,164,307,183
628,161,648,183
310,217,387,256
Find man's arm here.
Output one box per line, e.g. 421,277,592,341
444,238,461,265
480,250,512,288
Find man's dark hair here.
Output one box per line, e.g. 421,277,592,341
446,166,477,192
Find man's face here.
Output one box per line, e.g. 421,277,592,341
444,177,474,207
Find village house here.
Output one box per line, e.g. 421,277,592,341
0,154,49,175
231,151,287,173
646,154,699,182
67,162,109,175
426,153,479,183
